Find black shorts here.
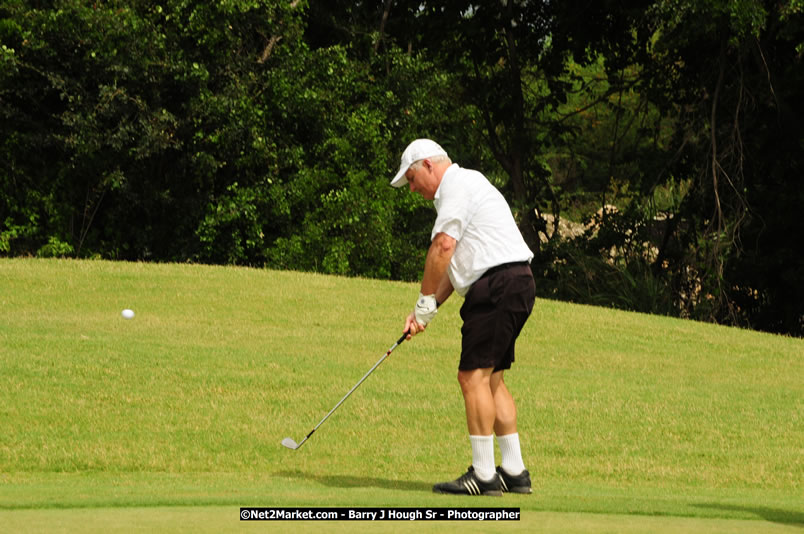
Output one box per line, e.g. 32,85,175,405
459,262,536,372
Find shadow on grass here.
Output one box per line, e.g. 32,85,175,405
277,470,431,493
692,503,804,526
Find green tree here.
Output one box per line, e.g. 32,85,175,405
0,0,306,261
635,0,804,334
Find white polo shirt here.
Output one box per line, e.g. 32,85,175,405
431,164,533,296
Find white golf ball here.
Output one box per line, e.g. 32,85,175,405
121,309,135,319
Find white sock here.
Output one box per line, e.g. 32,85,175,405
469,435,496,482
497,433,526,476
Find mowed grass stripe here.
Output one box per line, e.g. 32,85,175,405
0,258,801,527
1,506,802,534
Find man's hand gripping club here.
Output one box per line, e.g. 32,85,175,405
405,232,456,339
405,292,438,336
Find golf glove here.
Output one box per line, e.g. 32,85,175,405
414,292,438,326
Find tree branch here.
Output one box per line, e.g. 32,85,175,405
257,0,300,63
373,0,393,54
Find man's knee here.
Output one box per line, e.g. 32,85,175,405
457,368,492,394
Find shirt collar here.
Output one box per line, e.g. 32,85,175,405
433,163,459,203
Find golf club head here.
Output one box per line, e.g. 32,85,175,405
281,437,300,450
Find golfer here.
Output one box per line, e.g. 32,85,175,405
391,139,535,496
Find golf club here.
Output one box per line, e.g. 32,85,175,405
282,330,409,450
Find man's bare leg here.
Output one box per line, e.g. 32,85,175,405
490,370,528,486
457,368,496,482
490,370,517,435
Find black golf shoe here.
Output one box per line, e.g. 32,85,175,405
496,466,532,494
432,466,503,496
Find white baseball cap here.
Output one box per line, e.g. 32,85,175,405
390,139,448,188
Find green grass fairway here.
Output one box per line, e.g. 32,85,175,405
1,258,802,532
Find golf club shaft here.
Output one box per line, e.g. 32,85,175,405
302,331,408,443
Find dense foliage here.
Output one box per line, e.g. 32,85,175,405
2,1,802,336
